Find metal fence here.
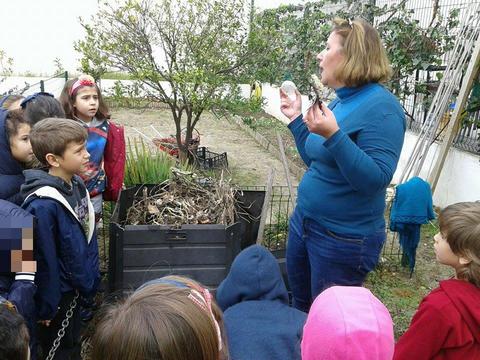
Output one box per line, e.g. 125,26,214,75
242,186,295,251
375,0,480,155
1,71,69,98
242,185,407,260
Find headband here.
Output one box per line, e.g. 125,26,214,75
69,75,96,97
136,278,223,351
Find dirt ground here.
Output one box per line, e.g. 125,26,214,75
113,107,300,187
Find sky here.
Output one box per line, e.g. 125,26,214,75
1,0,304,75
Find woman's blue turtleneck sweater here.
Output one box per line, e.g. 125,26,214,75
288,82,406,235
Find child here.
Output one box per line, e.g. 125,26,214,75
21,118,100,359
59,74,126,219
301,286,394,360
0,300,31,360
0,94,65,205
394,202,480,359
91,275,228,360
20,92,65,125
0,110,35,205
216,245,307,360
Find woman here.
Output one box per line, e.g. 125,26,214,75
280,17,406,312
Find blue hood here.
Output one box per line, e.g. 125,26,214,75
216,245,288,311
0,110,26,204
0,110,23,177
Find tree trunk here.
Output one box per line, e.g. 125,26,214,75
177,110,194,164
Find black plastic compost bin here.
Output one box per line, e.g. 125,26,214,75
108,185,266,293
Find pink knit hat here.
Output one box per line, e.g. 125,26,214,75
301,286,394,360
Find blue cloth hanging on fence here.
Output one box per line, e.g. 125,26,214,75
389,177,435,274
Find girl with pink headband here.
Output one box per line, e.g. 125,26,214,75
59,74,125,219
91,275,229,360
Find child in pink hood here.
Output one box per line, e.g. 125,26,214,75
301,286,394,360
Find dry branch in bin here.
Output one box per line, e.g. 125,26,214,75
125,168,254,228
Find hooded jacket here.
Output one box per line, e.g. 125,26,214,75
0,109,25,205
216,245,307,360
301,286,394,360
21,169,99,320
394,279,480,360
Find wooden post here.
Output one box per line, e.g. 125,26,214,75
256,168,274,245
428,35,480,192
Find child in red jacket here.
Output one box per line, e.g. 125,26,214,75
59,74,126,219
394,201,480,360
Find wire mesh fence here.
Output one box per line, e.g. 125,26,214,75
375,0,480,155
241,185,407,259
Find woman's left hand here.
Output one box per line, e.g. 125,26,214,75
304,101,340,138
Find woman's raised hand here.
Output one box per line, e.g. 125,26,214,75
280,88,302,121
303,101,339,138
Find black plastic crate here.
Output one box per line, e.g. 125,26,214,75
195,146,228,170
108,185,265,293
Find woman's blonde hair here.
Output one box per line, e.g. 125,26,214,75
91,275,228,360
439,202,480,287
331,17,392,87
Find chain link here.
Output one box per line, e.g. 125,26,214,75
45,293,79,360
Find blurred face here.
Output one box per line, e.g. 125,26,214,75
316,32,346,89
433,232,461,268
73,86,99,122
10,123,34,163
56,141,90,175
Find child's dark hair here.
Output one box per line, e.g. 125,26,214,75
5,109,29,142
30,118,88,166
59,76,110,121
21,93,65,125
1,95,24,110
439,201,480,287
0,303,30,360
91,275,228,360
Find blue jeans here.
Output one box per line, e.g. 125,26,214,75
286,209,385,312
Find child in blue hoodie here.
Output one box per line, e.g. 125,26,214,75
21,118,99,360
0,94,65,205
216,245,307,360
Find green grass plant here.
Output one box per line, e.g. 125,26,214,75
125,138,191,186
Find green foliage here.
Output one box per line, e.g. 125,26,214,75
105,80,144,109
263,213,289,250
248,0,459,100
125,138,191,186
223,91,266,117
74,21,110,82
377,7,459,99
102,72,133,80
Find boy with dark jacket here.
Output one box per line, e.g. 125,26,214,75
21,118,99,360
